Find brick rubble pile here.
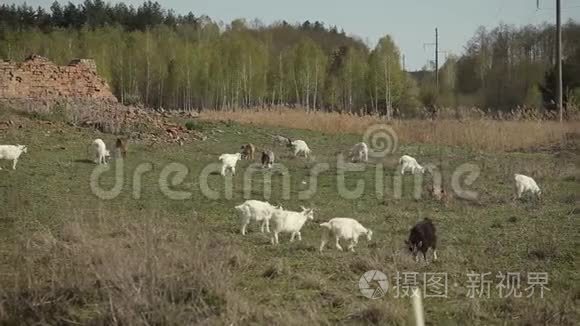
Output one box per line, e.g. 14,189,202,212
0,54,117,102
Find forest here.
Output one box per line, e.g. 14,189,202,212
1,0,579,117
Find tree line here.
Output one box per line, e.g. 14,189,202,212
0,1,579,117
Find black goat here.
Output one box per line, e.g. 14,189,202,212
405,218,438,262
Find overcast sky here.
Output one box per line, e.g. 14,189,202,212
6,0,580,70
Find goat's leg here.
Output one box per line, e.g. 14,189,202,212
319,239,327,252
241,221,248,235
433,249,438,261
221,165,226,176
319,232,328,252
12,158,17,170
335,237,343,251
290,232,296,242
297,231,302,241
347,240,356,252
265,219,270,233
260,220,265,233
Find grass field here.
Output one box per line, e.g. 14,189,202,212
0,108,579,325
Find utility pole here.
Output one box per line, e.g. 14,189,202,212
435,28,439,91
423,28,440,91
556,0,563,122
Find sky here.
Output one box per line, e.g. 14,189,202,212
7,0,580,70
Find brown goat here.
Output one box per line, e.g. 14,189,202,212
240,143,255,160
116,137,128,158
428,183,450,206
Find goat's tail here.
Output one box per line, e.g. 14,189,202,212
319,222,331,229
218,154,226,161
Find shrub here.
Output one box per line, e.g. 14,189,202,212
185,120,199,131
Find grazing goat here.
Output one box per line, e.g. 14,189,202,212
399,155,425,175
240,143,255,160
406,218,437,263
261,150,275,168
234,200,280,235
270,206,314,244
349,142,368,162
514,174,541,199
115,137,128,158
272,135,290,146
319,217,372,252
429,184,450,205
287,139,311,158
0,145,28,170
219,153,242,176
91,139,110,165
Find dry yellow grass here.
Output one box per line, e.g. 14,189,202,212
200,108,580,152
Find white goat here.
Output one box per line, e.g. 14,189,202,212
0,145,28,170
270,206,314,244
219,153,242,176
288,139,311,158
399,155,425,175
349,142,368,162
319,218,373,252
90,139,110,165
514,174,541,199
234,200,280,235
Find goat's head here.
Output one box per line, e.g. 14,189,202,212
300,206,314,220
366,229,373,241
404,239,422,257
418,165,426,174
17,145,28,153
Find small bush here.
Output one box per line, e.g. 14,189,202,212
185,120,199,131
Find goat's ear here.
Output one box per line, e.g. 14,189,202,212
300,205,306,211
418,241,423,247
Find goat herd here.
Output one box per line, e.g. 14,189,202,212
217,135,542,262
0,133,543,263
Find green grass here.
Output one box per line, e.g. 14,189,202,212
0,110,579,325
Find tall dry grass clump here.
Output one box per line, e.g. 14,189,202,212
0,211,299,325
200,107,580,152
